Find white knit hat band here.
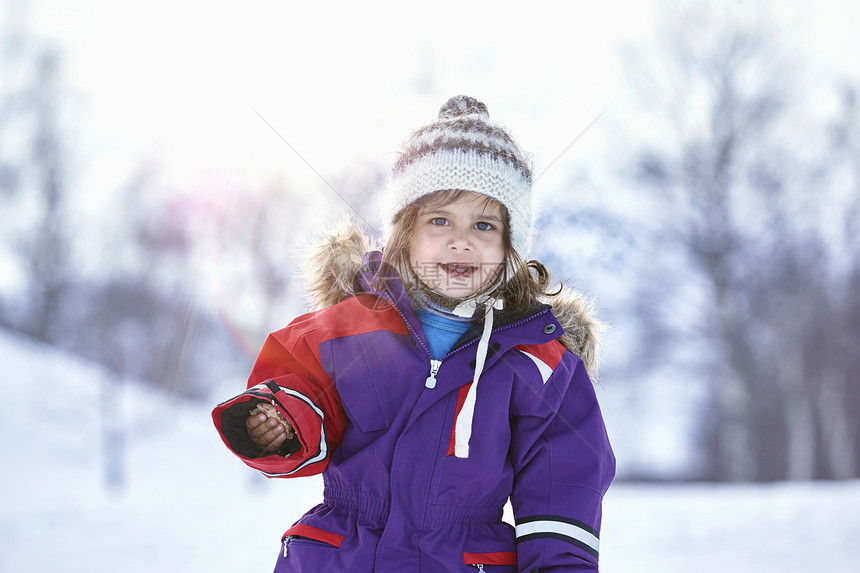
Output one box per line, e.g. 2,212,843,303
386,150,533,256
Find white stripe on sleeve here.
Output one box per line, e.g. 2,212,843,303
516,519,600,554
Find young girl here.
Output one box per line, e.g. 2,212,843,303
213,95,615,572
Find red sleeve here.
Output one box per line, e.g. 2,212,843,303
212,314,346,478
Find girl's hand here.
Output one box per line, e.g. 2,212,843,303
246,411,294,452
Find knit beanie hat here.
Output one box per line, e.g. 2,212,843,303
384,95,535,258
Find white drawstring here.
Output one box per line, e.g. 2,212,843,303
453,296,504,458
450,297,478,318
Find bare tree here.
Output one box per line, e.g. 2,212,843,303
22,48,70,342
0,0,72,344
619,2,860,481
812,85,860,479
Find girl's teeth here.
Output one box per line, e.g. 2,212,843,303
443,263,475,277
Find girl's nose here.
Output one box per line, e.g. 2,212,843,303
448,228,473,251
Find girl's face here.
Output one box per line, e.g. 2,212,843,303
409,192,506,299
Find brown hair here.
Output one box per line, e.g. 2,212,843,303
381,189,559,311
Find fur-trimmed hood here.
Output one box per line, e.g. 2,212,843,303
301,218,606,381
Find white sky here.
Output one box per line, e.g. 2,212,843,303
7,0,852,219
22,0,658,198
12,0,857,176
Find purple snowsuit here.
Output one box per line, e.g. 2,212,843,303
213,252,615,572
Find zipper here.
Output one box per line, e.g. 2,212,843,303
282,536,292,557
425,359,442,388
381,292,443,390
384,293,434,360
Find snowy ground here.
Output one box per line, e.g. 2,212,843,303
1,328,858,573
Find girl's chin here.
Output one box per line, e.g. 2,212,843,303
415,283,482,308
437,288,479,300
410,270,498,305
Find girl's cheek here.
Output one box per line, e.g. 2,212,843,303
481,263,502,282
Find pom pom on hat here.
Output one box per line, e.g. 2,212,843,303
438,95,489,119
384,95,534,257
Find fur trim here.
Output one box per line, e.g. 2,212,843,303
302,218,606,381
546,288,607,383
302,217,371,311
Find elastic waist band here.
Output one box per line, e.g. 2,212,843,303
324,486,390,522
323,486,503,528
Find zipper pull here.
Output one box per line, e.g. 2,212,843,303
283,536,292,557
425,359,442,388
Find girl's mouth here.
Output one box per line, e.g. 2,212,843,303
441,263,477,278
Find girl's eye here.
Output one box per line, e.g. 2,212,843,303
430,217,448,226
475,221,495,231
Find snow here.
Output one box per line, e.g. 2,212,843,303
602,482,860,573
1,327,858,573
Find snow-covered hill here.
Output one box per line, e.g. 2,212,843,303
1,328,858,573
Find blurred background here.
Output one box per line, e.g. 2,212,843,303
1,0,858,571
